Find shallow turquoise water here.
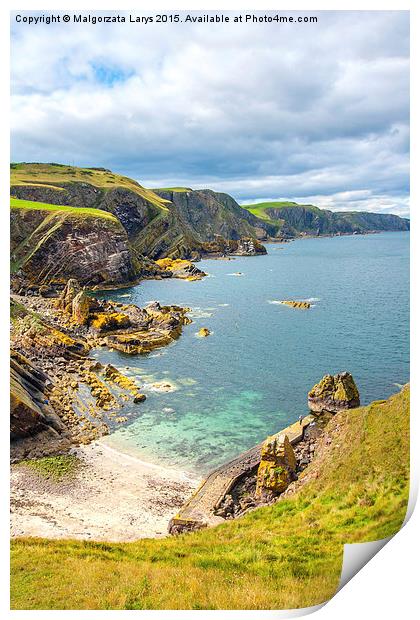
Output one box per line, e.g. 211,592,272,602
93,232,409,474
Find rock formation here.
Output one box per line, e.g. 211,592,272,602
242,201,410,237
308,372,360,414
10,350,64,440
155,258,207,280
256,433,297,497
154,188,276,242
201,235,267,256
56,279,82,313
10,164,269,288
10,203,144,287
71,290,92,325
104,301,191,354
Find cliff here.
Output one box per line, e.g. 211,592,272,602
10,164,267,286
10,199,144,287
154,188,276,242
242,201,410,237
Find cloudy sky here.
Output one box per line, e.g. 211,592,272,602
11,11,409,215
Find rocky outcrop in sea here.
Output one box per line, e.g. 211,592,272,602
308,372,360,414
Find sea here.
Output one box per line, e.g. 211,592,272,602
92,232,409,475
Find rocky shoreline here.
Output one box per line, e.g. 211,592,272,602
10,276,193,462
169,372,360,533
10,267,364,542
10,274,206,540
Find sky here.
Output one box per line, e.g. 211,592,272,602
10,11,410,215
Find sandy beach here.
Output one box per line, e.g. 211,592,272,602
10,441,200,542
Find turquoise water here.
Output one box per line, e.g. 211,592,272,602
93,232,409,475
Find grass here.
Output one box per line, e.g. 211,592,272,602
242,201,320,224
10,197,118,221
10,386,409,610
10,162,170,212
18,455,81,481
152,187,193,193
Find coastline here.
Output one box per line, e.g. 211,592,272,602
11,439,201,542
10,231,409,542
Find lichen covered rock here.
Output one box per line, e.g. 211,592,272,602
308,372,360,414
155,258,206,281
90,312,131,332
256,433,297,497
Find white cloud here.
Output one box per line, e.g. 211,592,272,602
10,10,409,215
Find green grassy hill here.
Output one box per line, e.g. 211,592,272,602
11,385,409,610
243,201,300,223
10,163,269,265
10,197,117,221
11,162,170,212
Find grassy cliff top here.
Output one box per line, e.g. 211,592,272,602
242,201,320,221
11,385,409,610
10,163,170,211
152,187,193,193
10,197,118,221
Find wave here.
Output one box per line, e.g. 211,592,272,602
188,307,214,318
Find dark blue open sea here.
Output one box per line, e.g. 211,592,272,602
93,232,409,474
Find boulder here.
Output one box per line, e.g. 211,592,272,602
308,372,360,414
198,327,211,337
256,433,297,497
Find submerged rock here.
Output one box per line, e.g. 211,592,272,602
256,433,297,497
280,300,311,309
308,372,360,414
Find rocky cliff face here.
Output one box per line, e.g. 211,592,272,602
10,207,141,286
11,164,268,286
155,188,274,242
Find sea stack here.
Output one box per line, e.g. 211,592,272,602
308,372,360,414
